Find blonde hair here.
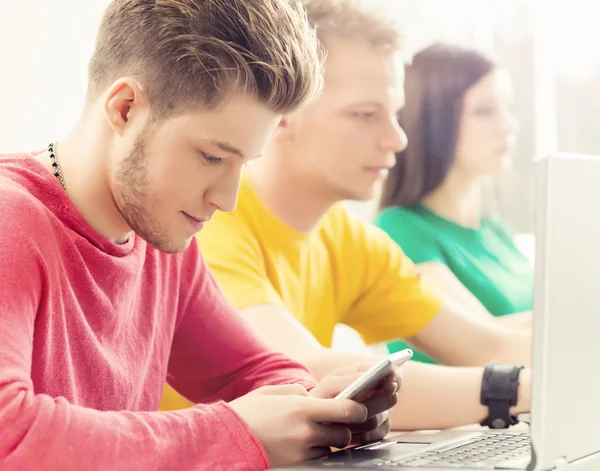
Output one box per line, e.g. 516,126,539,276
303,0,403,51
87,0,323,118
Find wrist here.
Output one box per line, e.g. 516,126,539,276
511,368,531,415
480,363,524,429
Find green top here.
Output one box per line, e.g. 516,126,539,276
374,204,534,364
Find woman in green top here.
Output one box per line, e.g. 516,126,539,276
374,43,533,363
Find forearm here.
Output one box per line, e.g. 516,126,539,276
409,305,532,368
497,311,532,331
0,378,268,470
171,298,316,403
390,362,531,431
488,329,532,367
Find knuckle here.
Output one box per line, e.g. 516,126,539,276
342,401,362,422
292,422,313,444
340,402,352,422
290,384,309,395
292,403,307,421
300,423,315,442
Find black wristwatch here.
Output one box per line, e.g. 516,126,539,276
480,363,524,429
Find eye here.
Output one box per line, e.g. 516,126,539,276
473,106,495,118
353,111,377,121
201,152,224,165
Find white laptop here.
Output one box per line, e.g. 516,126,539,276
278,153,600,471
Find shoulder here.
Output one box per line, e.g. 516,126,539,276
374,205,431,232
374,205,439,244
320,203,372,244
0,170,54,240
375,206,449,264
320,203,404,259
0,169,57,275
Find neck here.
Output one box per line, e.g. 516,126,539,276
36,112,133,244
421,169,483,228
246,149,337,233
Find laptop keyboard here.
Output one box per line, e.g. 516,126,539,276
384,431,531,469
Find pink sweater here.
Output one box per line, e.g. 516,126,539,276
0,154,315,470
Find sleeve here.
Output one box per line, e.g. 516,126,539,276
0,198,270,470
196,210,284,309
166,242,316,404
374,207,446,264
342,217,444,345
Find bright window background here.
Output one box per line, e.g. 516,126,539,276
0,0,109,152
2,0,600,231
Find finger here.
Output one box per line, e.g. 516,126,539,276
392,364,404,387
352,416,392,445
360,387,399,417
380,371,402,395
348,411,387,434
304,397,368,424
310,372,366,399
255,384,309,397
310,423,352,449
352,371,400,403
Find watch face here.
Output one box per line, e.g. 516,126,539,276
491,418,507,429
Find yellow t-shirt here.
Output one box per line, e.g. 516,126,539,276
160,174,442,410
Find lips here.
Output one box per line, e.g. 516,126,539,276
362,166,392,179
183,212,208,224
182,211,210,231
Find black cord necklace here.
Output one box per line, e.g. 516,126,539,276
48,142,66,191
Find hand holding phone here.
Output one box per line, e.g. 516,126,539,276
335,348,412,401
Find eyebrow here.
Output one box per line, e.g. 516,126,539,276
209,139,246,159
349,100,406,111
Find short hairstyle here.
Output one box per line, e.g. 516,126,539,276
380,43,495,209
303,0,403,51
87,0,324,118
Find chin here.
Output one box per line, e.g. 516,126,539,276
494,154,513,172
145,233,194,254
341,187,377,203
169,236,194,254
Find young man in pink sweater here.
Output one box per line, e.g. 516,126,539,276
0,1,400,469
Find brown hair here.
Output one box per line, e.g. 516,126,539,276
87,0,323,118
380,43,495,209
303,0,403,51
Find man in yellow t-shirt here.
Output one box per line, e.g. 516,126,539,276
162,0,532,430
200,181,442,348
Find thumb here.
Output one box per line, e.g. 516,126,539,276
305,397,368,424
310,372,365,399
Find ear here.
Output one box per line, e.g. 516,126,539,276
271,113,298,142
103,78,149,136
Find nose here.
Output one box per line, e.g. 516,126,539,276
380,118,408,154
204,166,242,213
500,107,520,136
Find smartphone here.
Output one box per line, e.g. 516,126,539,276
334,348,413,401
